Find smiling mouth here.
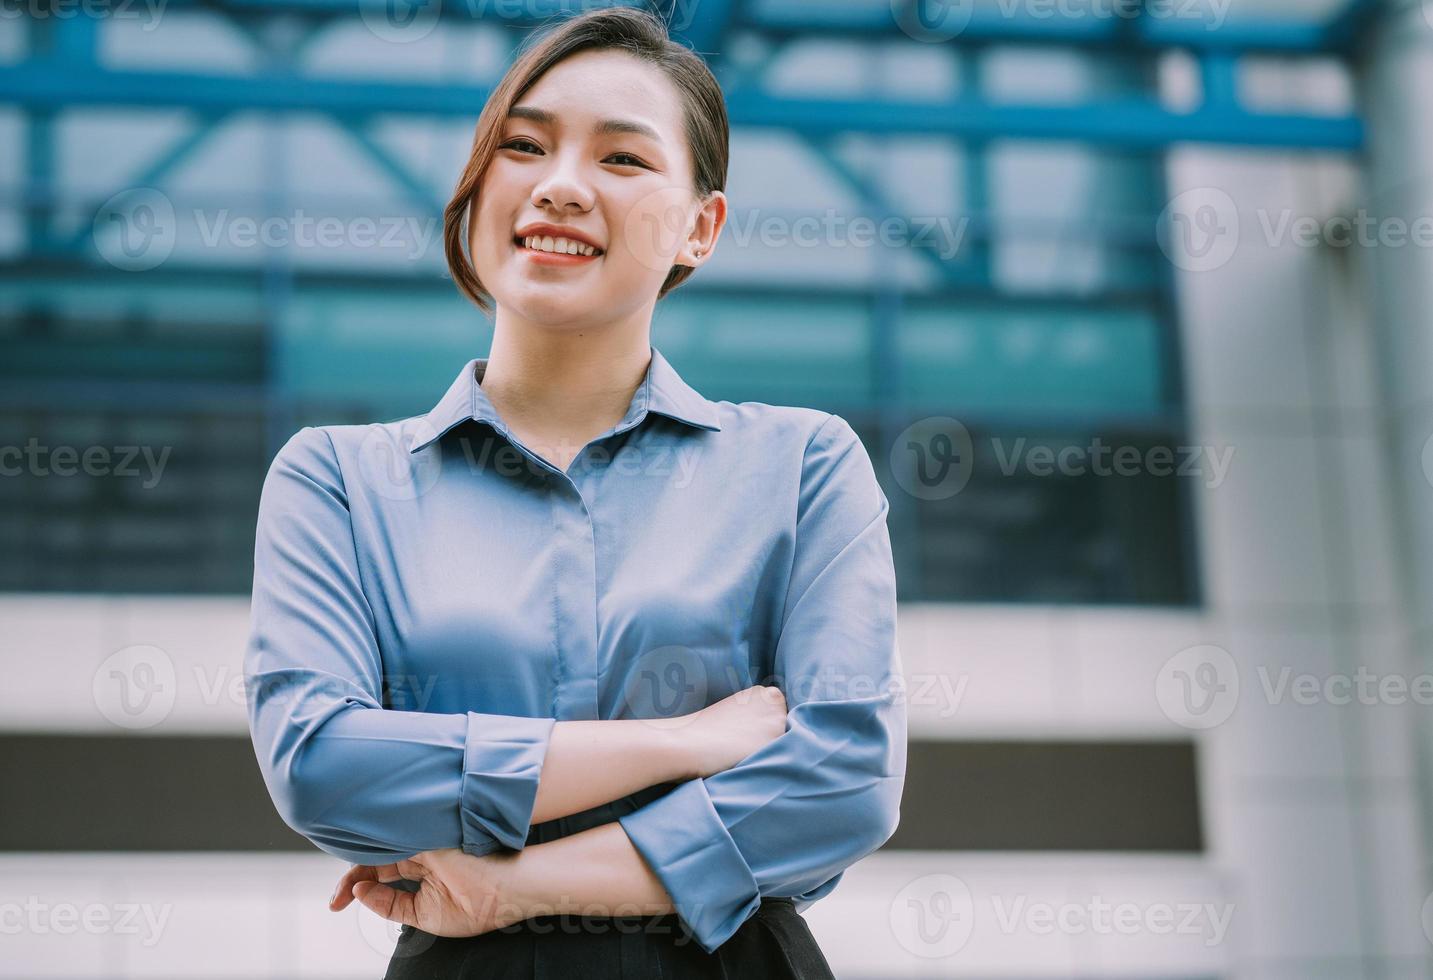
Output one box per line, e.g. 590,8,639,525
513,235,605,258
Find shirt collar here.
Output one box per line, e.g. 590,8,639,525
407,345,722,454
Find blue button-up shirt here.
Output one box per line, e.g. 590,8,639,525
244,345,906,952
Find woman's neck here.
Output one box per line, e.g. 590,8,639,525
477,322,654,466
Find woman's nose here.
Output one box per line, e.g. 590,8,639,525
531,155,595,213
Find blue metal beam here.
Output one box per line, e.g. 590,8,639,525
0,65,1364,150
1,254,1169,312
782,3,1337,53
58,113,233,255
167,0,1359,54
722,89,1364,151
338,120,445,215
800,133,969,285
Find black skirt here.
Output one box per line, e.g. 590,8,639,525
382,898,835,979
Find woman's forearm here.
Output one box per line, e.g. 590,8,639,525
529,719,694,824
527,685,788,825
507,820,674,916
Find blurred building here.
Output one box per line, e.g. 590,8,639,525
1,0,1431,976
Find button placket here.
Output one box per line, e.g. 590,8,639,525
496,411,647,723
548,480,600,721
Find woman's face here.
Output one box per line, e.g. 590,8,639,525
470,48,723,331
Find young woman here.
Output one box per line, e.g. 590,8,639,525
244,7,906,978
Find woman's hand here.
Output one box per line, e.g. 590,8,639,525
329,848,525,937
683,684,788,777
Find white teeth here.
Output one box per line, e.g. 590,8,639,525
523,235,597,256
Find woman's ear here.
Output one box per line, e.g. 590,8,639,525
680,190,727,267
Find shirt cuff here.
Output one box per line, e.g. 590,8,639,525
459,711,555,854
617,778,761,953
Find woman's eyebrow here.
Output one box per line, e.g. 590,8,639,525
507,105,662,142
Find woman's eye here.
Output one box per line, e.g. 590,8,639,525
500,138,541,154
607,153,648,168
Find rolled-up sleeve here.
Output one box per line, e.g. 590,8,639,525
245,426,555,866
618,413,907,952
